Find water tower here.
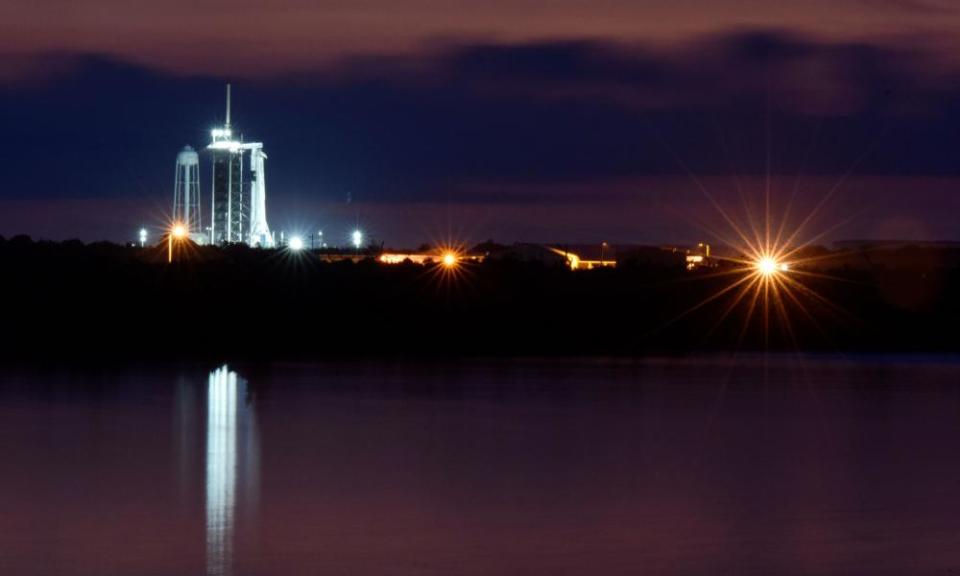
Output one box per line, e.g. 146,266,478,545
174,145,202,237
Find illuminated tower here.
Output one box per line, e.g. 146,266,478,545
208,84,273,247
173,146,202,237
208,85,244,244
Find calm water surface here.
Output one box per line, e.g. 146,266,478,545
1,357,959,575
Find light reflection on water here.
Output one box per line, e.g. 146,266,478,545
205,365,257,576
1,358,960,575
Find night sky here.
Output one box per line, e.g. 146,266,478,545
1,1,959,245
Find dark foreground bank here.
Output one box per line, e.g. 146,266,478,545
1,236,958,361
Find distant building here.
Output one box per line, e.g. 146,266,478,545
482,242,699,270
374,243,717,271
379,253,434,265
482,243,573,267
484,243,669,269
378,251,483,265
660,242,714,270
546,244,617,270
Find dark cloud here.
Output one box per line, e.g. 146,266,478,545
1,30,959,243
5,0,960,75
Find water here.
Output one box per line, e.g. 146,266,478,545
1,357,959,575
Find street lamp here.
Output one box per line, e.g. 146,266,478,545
352,229,363,251
168,223,187,263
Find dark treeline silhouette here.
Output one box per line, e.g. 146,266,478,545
1,235,958,362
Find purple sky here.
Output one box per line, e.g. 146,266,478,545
4,0,960,77
0,1,958,245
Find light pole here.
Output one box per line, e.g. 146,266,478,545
168,223,186,263
352,229,363,254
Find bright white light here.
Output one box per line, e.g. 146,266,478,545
138,228,147,245
288,236,304,251
352,230,363,249
172,224,187,239
756,256,787,277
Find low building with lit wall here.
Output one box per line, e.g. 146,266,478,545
376,242,713,271
546,245,617,270
378,251,484,265
482,243,617,270
659,242,714,270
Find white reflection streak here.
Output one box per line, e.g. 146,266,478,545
206,365,238,576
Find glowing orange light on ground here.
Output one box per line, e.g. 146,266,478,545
168,222,187,263
756,256,779,277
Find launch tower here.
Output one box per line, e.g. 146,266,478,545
208,85,273,247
